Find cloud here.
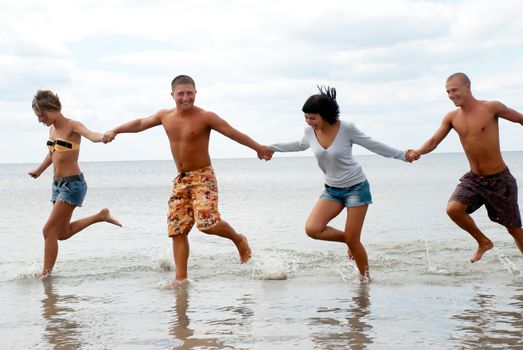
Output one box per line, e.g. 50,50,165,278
1,0,522,164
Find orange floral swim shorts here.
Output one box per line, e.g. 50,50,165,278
167,166,221,236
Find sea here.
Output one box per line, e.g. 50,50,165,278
1,152,523,349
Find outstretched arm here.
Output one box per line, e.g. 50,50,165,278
348,123,408,161
73,121,104,143
415,114,453,155
209,113,272,160
491,101,523,125
103,112,163,143
28,152,52,178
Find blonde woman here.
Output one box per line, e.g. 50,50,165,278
29,90,121,278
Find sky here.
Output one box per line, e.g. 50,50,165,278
1,0,522,164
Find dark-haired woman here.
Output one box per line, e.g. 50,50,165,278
270,87,417,279
28,89,122,278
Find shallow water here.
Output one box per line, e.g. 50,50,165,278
1,153,523,349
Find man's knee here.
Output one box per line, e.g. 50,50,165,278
198,219,222,234
446,201,467,220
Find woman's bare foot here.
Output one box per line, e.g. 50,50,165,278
99,208,122,227
470,240,494,263
237,234,252,263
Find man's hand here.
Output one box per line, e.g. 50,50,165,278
406,149,421,162
257,145,274,161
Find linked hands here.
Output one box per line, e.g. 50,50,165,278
102,130,116,143
257,145,274,161
406,149,421,162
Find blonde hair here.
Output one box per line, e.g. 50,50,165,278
32,90,62,114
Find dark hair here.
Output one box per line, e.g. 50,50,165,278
302,86,340,124
32,90,62,114
171,75,196,90
447,72,471,87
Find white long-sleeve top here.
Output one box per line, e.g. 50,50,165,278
271,121,407,188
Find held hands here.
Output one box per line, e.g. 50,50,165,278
102,130,117,143
257,145,274,161
405,149,421,163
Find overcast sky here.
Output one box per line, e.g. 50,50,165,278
1,0,522,164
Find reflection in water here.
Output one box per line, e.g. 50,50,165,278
451,287,523,348
169,284,226,350
309,284,373,350
41,279,83,350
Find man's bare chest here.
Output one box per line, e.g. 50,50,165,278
163,120,210,141
453,114,497,138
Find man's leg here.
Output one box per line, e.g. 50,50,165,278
507,227,523,254
446,200,493,262
172,234,190,281
200,221,252,263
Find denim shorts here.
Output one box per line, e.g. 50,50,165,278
51,173,87,207
320,180,372,207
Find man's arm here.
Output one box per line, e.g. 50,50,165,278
103,112,163,143
415,113,453,155
490,101,523,125
208,113,272,159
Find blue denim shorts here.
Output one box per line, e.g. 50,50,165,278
320,180,372,207
51,173,87,207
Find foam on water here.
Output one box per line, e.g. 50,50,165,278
3,155,523,349
251,254,291,280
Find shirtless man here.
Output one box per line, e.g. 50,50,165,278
103,75,272,281
414,72,523,263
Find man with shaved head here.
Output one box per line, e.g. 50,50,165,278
414,72,523,263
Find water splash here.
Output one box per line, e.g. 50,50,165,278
251,253,296,280
424,240,448,274
495,250,522,279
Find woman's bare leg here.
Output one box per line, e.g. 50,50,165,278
42,203,122,277
344,205,369,279
42,201,75,277
305,199,345,242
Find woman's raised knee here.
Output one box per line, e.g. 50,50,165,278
305,224,323,239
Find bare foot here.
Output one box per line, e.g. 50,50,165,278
100,208,122,227
359,273,371,283
169,278,190,289
237,234,252,263
470,240,494,263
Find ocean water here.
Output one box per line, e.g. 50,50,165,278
1,152,523,349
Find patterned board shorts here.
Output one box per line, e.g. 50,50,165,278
449,168,522,228
167,166,221,236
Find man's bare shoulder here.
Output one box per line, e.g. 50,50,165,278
443,109,459,122
193,107,218,118
483,100,506,112
155,108,176,120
